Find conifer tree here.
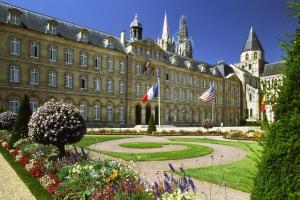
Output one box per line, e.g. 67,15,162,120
9,95,32,148
251,2,300,199
147,114,157,134
0,106,4,113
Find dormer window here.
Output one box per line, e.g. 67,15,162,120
212,68,216,75
146,50,150,57
198,64,206,72
8,9,22,25
46,20,58,34
155,53,160,60
185,61,191,69
77,29,89,42
170,56,177,65
105,37,114,48
136,47,141,55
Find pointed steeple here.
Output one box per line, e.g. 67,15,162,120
162,12,170,41
242,27,264,52
176,15,193,58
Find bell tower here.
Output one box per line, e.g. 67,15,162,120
176,16,193,58
130,14,143,41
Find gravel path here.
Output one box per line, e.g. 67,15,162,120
0,153,36,200
89,136,251,200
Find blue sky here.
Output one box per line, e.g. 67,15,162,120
2,0,297,64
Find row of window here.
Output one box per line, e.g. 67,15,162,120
9,66,126,93
8,99,125,122
9,37,126,72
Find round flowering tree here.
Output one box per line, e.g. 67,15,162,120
28,100,86,157
202,118,213,133
0,111,17,130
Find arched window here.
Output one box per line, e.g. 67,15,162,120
119,106,125,121
79,103,87,121
9,98,19,113
254,52,257,59
249,64,252,70
245,53,249,60
173,109,178,122
30,68,39,85
249,93,252,101
30,98,39,112
94,104,101,121
164,109,169,122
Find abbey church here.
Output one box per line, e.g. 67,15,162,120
0,2,283,127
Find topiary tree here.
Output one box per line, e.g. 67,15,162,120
0,106,4,113
147,114,157,134
28,100,86,157
202,118,213,133
9,95,32,148
0,111,17,130
251,2,300,200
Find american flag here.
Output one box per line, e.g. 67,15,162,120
199,85,215,102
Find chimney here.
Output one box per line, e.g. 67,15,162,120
120,31,125,46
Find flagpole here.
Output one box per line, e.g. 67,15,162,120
158,75,161,128
211,83,215,123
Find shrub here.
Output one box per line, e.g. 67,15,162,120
0,106,4,113
10,95,32,148
14,95,32,138
147,114,157,134
0,111,17,130
28,100,86,157
252,3,300,199
202,118,213,133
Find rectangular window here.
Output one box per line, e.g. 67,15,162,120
95,55,101,69
9,14,20,25
9,100,19,113
94,106,101,120
166,73,169,81
107,57,114,72
94,77,101,91
80,75,87,89
189,77,193,86
107,80,113,93
30,41,39,58
80,52,88,67
65,49,73,64
119,107,125,121
30,68,39,85
49,45,57,62
10,37,20,55
136,83,141,95
80,105,87,120
10,65,20,82
119,81,125,94
135,64,141,76
48,24,57,34
119,62,125,74
48,71,57,86
65,73,73,88
30,99,38,112
107,105,113,121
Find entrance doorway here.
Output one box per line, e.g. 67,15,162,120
135,104,141,125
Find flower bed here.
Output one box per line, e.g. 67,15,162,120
0,130,201,199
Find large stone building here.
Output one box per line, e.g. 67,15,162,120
0,2,264,128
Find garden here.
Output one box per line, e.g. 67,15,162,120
0,98,199,200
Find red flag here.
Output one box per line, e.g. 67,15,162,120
260,95,266,112
142,60,150,74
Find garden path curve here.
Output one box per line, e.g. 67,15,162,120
0,153,36,200
89,135,250,200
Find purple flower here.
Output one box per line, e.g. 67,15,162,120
164,171,169,179
164,179,173,193
188,177,196,192
154,181,160,197
168,163,176,172
178,182,184,192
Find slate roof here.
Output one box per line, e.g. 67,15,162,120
0,2,125,52
242,27,264,52
261,61,286,77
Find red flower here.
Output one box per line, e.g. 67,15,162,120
30,161,43,178
11,148,19,157
18,154,29,166
2,142,9,149
47,174,61,195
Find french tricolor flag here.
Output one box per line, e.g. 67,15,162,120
142,83,159,103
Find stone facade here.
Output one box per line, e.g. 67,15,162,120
0,2,242,127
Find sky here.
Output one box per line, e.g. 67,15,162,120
2,0,297,64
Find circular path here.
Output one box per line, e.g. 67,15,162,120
88,135,250,200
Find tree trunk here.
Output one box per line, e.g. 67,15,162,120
57,145,65,157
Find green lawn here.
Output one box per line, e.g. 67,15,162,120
168,137,261,192
0,145,52,200
93,142,213,161
75,135,137,148
119,142,163,149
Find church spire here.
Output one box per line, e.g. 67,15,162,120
162,12,170,41
242,26,264,52
176,16,193,58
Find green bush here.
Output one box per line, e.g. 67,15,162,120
9,95,32,148
0,106,4,113
251,3,300,199
147,114,157,134
114,191,153,200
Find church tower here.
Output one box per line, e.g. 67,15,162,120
176,16,193,58
130,14,143,41
239,27,264,77
157,12,175,52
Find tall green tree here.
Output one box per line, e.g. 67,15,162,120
251,2,300,200
147,114,157,134
9,95,32,148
